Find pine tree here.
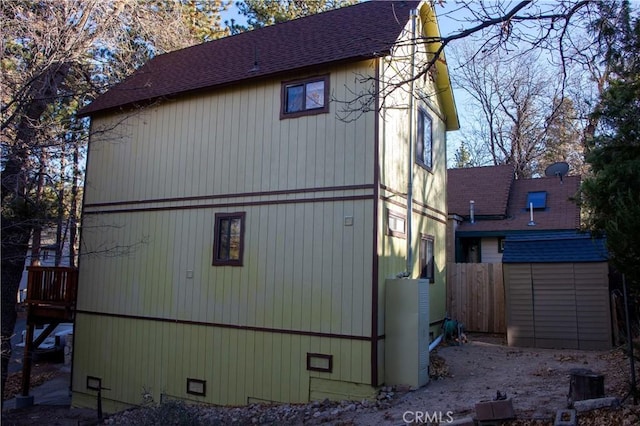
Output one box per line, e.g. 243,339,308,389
581,1,640,290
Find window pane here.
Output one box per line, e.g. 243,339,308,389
219,218,230,260
422,112,432,168
527,191,547,209
229,218,241,260
213,212,245,266
305,81,325,109
416,111,424,163
286,85,304,113
427,240,434,281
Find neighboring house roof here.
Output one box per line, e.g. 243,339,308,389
447,165,515,217
448,165,581,233
502,231,608,263
79,0,421,117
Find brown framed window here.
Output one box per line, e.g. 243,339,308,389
213,212,245,266
387,209,406,238
419,234,435,283
416,107,433,170
280,75,330,119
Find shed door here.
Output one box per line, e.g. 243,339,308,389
531,264,579,349
505,262,611,350
504,264,535,347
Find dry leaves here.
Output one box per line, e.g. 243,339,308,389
3,369,60,400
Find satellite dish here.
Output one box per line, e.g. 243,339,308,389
545,161,569,183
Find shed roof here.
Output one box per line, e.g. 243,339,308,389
502,231,608,263
79,0,420,117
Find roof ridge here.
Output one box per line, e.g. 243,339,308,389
79,0,420,117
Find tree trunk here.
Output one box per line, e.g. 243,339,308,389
1,217,31,409
0,61,70,406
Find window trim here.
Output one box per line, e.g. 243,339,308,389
280,74,330,119
416,107,433,170
386,209,407,239
212,212,246,266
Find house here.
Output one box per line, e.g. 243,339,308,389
446,165,611,350
73,1,459,411
446,165,581,263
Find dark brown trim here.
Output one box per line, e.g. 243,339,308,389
84,194,375,215
371,59,381,388
84,184,375,209
382,196,447,225
75,310,372,341
379,184,447,218
306,353,333,373
280,74,330,119
186,378,207,396
212,212,246,266
86,376,102,391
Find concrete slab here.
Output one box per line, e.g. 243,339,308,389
573,396,619,413
3,371,71,411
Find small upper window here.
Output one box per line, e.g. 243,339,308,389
213,212,246,266
527,191,547,209
416,107,433,169
281,75,329,119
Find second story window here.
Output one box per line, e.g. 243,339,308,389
281,75,329,119
416,107,433,170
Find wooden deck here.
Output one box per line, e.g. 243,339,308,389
20,266,78,399
25,266,78,322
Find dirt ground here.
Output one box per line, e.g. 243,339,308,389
2,333,638,425
345,334,636,424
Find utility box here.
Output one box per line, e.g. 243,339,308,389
384,278,429,389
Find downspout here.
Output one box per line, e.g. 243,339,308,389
406,8,418,277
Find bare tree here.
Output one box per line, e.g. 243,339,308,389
449,44,585,177
1,0,230,403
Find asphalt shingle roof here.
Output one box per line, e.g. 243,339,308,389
79,0,420,117
502,231,608,263
448,165,581,233
447,165,515,217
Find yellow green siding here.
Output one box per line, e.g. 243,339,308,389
374,9,452,384
79,200,373,332
73,314,372,409
76,62,382,409
84,63,376,205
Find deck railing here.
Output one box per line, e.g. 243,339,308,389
26,266,78,306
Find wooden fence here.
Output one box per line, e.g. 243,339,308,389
446,262,506,333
